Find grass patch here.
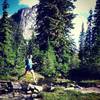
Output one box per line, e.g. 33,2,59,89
81,80,100,84
41,88,100,100
18,71,44,83
54,78,72,83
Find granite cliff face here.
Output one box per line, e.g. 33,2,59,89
12,5,37,40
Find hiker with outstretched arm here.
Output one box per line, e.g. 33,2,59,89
18,55,37,84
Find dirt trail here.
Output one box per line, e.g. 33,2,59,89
66,87,100,94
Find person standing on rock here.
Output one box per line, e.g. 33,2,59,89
18,55,37,84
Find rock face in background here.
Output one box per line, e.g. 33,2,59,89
11,5,37,40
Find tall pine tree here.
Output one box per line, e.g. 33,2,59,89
36,0,76,77
92,0,100,68
79,23,86,65
13,25,26,68
78,0,100,79
0,0,15,67
84,10,93,65
36,0,76,50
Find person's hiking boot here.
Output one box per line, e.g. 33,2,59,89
34,79,38,85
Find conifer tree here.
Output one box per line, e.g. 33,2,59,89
36,0,76,50
92,0,100,67
13,25,26,67
41,40,57,77
78,0,100,79
84,10,93,65
79,23,86,64
0,0,15,67
36,0,76,77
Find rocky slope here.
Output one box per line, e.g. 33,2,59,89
12,5,37,40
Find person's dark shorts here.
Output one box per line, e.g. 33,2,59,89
26,65,32,71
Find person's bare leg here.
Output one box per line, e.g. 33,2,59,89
30,70,36,84
18,70,27,80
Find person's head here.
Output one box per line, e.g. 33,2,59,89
28,55,32,59
30,55,32,59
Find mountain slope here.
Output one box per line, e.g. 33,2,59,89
11,5,37,40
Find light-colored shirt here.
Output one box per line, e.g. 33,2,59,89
28,58,33,68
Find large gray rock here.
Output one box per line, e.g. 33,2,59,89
28,84,43,92
11,82,22,90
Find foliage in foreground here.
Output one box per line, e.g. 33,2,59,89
41,89,100,100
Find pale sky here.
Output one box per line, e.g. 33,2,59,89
19,0,39,7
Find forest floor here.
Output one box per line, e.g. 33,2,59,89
0,72,100,100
